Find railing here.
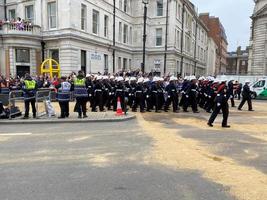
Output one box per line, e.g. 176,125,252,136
8,90,24,120
36,90,51,118
0,22,41,35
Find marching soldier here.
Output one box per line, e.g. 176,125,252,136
92,76,105,112
22,74,37,119
113,77,125,111
228,79,235,107
183,76,199,113
164,76,179,113
238,80,254,111
132,77,145,113
207,79,230,128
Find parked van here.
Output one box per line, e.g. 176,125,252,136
250,78,267,99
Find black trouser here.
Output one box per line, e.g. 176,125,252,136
205,97,215,112
164,94,178,112
24,99,36,117
92,91,104,111
229,94,235,107
151,92,160,112
75,98,87,116
59,101,69,117
208,103,229,126
238,98,252,110
183,95,198,112
132,93,145,112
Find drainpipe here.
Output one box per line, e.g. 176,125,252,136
180,3,185,76
4,0,7,20
41,41,45,62
112,0,116,73
193,21,198,75
163,0,169,75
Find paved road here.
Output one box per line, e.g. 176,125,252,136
0,121,233,200
1,100,267,200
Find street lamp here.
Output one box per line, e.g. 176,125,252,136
142,0,149,74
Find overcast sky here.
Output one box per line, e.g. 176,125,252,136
190,0,254,51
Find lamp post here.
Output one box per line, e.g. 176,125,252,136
142,0,149,74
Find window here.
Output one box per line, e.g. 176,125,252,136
92,10,99,34
81,4,87,31
176,30,180,48
49,49,59,63
253,80,265,88
178,4,181,19
104,54,108,72
123,58,127,70
123,24,128,43
118,22,122,42
157,0,163,16
81,50,86,73
119,0,123,10
25,5,34,22
129,27,132,44
104,15,109,37
124,0,128,12
118,57,122,69
156,28,162,46
129,59,132,70
8,9,16,21
48,2,57,29
16,49,30,63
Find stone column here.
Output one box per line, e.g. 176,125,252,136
5,49,10,79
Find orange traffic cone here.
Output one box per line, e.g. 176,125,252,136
116,97,124,116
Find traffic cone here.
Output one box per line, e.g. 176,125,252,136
116,97,124,116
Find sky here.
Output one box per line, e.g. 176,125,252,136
190,0,255,52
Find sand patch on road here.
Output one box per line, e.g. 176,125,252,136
138,114,267,200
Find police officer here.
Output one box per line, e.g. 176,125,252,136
22,74,37,119
56,76,72,118
238,80,254,111
73,71,88,118
207,79,230,128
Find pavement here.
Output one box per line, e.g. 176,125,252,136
0,101,135,124
0,99,267,200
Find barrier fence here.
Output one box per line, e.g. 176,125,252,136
8,90,24,120
36,90,51,118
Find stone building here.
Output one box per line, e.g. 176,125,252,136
248,0,267,75
226,46,249,75
199,13,228,75
0,0,212,77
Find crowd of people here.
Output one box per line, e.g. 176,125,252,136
0,17,33,31
0,70,254,128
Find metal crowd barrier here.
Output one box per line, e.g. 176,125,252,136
8,90,24,120
36,89,51,118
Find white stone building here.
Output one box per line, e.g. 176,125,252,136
249,0,267,75
0,0,212,77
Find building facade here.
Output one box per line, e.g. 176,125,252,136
226,46,249,75
248,0,267,75
199,13,228,75
0,0,211,77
